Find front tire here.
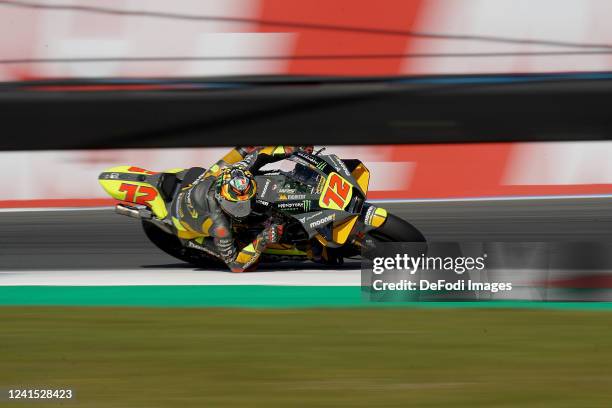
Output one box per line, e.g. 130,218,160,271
368,213,426,243
362,213,427,261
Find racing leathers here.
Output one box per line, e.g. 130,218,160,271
173,146,308,272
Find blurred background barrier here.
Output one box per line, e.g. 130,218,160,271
2,74,612,150
2,0,612,149
3,0,612,79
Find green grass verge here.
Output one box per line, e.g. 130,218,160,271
1,286,612,309
1,307,611,407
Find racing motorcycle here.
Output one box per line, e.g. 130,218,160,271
98,150,425,268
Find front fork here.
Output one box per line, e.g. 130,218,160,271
359,203,389,234
349,203,389,250
306,203,390,264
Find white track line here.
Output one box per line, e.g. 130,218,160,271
0,269,361,286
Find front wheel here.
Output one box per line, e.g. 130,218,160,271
368,213,426,243
356,212,426,261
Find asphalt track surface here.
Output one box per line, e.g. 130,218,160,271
1,197,611,272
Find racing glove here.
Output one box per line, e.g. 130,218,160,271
298,145,314,154
260,223,284,246
228,222,284,273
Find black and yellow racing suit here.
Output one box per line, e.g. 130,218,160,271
173,146,304,272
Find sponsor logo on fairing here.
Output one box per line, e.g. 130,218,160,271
305,211,323,221
287,194,306,200
290,156,312,169
315,176,326,194
328,155,350,176
295,152,318,165
296,152,327,171
309,214,336,229
278,202,304,210
364,206,375,225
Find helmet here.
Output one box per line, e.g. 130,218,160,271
216,167,257,219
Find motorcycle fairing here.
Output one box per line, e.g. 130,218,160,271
289,152,366,196
254,154,375,247
98,165,184,220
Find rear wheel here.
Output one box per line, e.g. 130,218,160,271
141,220,225,268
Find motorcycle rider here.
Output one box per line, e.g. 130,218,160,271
173,146,313,272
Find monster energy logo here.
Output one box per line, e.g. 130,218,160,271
316,162,327,170
303,200,311,212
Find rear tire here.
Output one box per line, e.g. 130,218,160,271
141,220,225,268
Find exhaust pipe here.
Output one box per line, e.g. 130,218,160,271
116,204,174,235
115,204,151,219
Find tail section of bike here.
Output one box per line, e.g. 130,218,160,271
98,165,184,220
